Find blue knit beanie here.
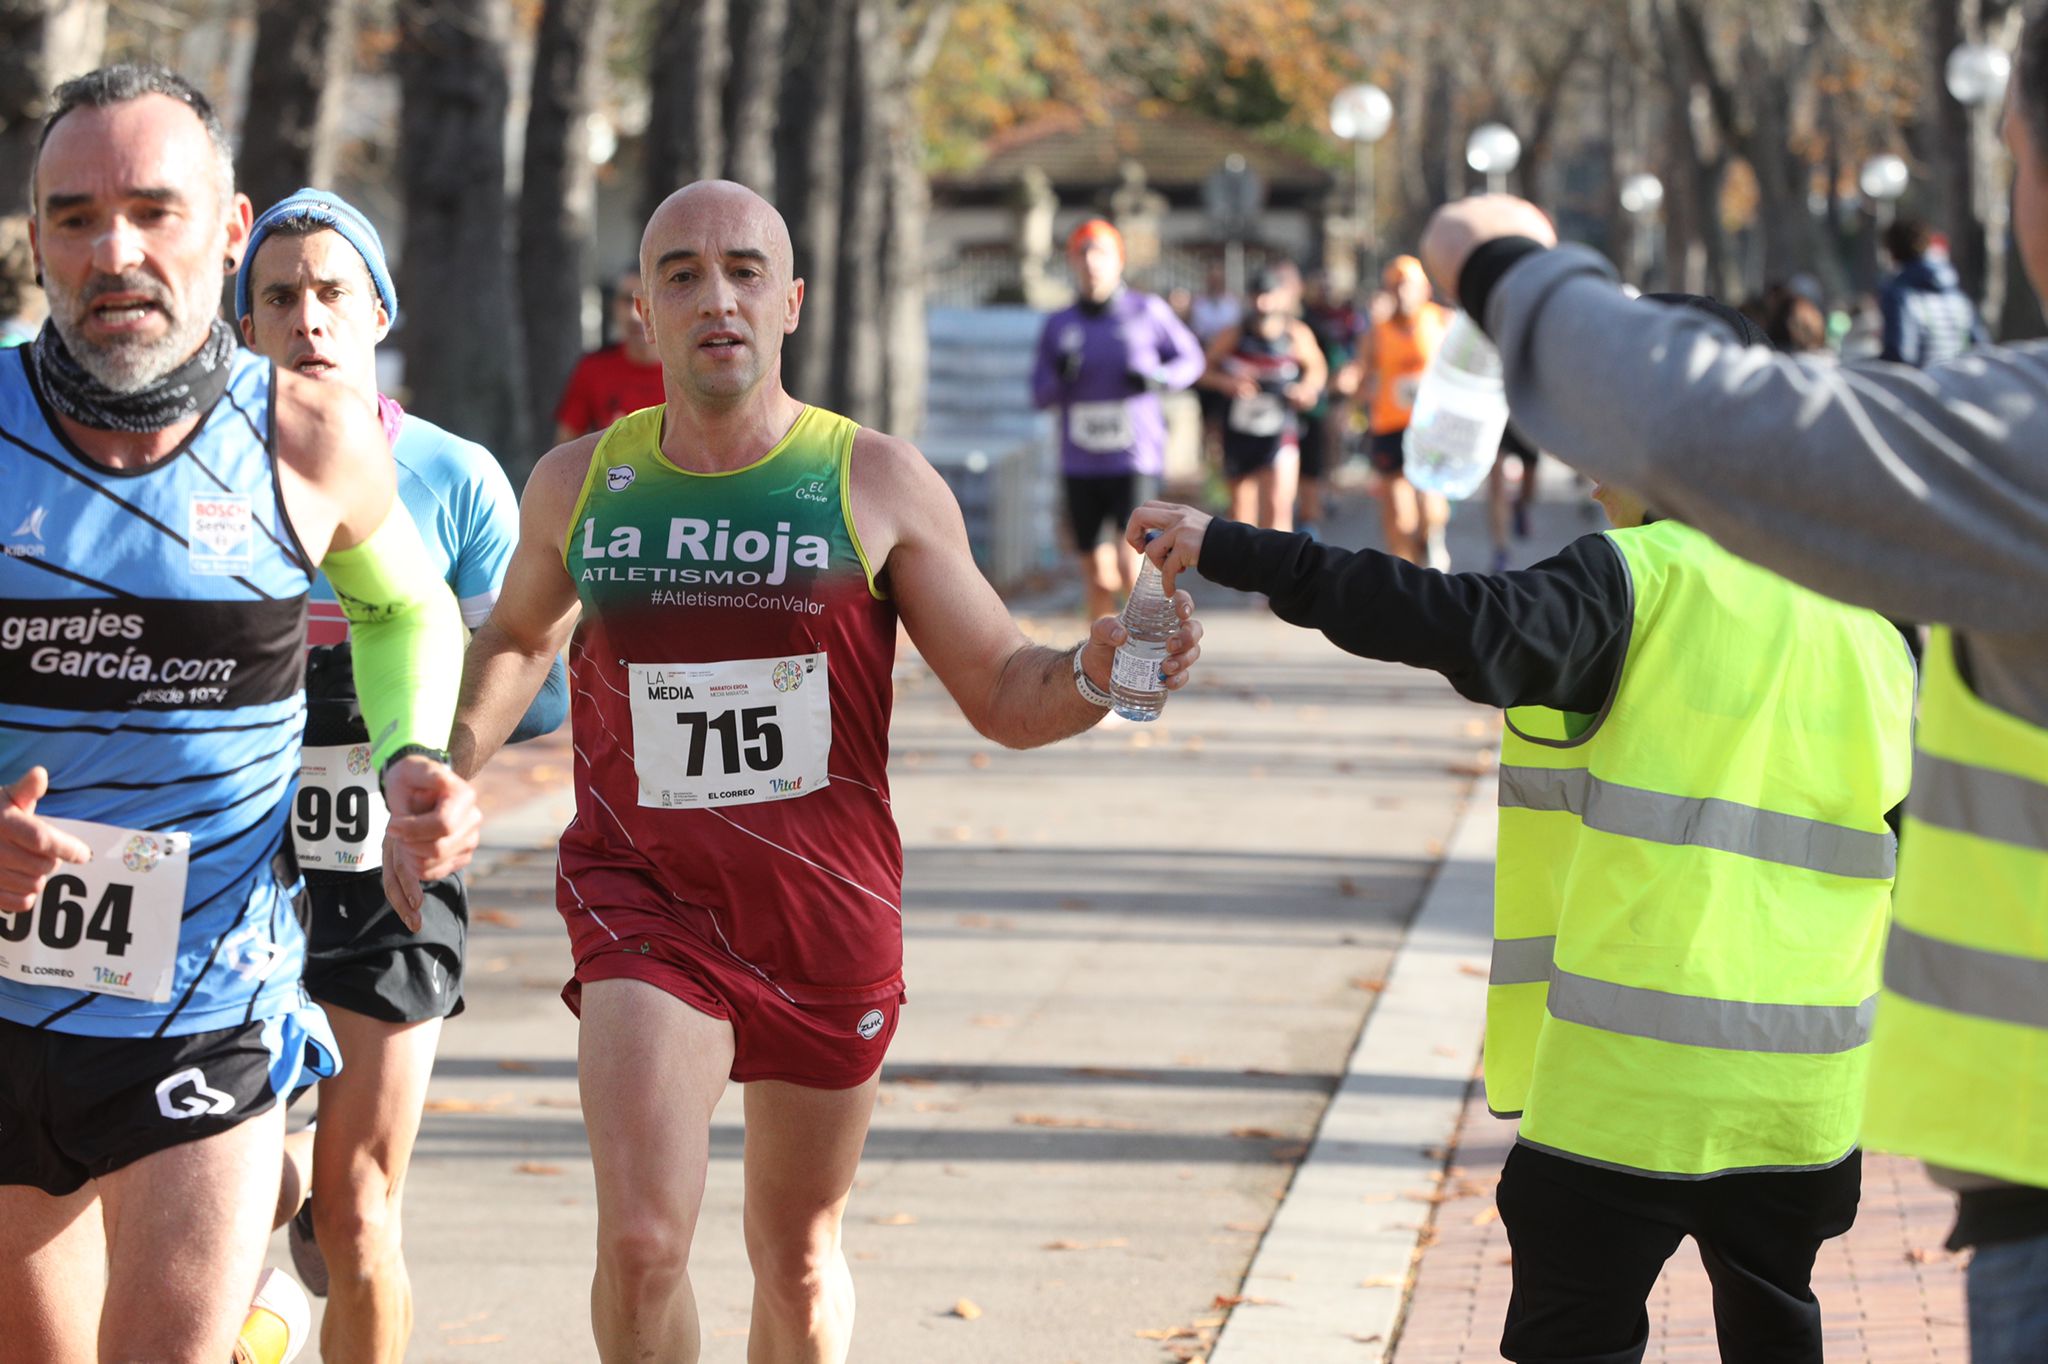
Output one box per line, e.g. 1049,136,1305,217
236,188,398,323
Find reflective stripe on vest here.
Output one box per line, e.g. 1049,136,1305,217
1497,765,1896,879
1491,934,1875,1052
1906,751,2048,853
1883,923,2048,1031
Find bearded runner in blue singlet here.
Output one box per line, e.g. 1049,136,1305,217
0,65,482,1363
234,186,566,1362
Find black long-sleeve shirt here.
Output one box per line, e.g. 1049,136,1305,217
1198,519,1632,717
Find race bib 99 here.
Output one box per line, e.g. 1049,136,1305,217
627,653,832,810
294,744,390,871
0,817,187,1002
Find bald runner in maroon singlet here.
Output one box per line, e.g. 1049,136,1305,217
422,181,1205,1364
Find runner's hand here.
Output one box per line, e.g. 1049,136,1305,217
382,757,482,932
1077,592,1202,702
381,838,424,932
1126,502,1213,598
0,767,93,913
1418,194,1559,299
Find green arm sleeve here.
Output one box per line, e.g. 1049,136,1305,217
320,501,466,771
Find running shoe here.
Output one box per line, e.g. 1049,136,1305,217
232,1267,311,1364
287,1201,329,1299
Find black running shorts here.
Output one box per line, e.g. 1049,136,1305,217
1063,472,1160,552
0,1016,297,1195
301,874,468,1024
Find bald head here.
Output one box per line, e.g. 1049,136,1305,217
635,179,805,409
642,180,794,286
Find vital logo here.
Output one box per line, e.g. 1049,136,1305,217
856,1008,885,1041
5,505,47,558
769,776,805,795
155,1067,236,1120
607,464,636,492
578,517,830,588
92,964,134,989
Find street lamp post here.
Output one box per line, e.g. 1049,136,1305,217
1859,154,1909,230
1329,83,1393,290
1620,172,1665,290
1466,123,1522,197
1947,41,2014,323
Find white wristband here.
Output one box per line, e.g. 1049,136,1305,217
1072,645,1112,708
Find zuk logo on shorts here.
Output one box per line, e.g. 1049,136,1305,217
856,1009,885,1041
154,1067,237,1121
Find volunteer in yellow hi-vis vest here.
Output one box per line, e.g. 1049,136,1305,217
1129,294,1916,1364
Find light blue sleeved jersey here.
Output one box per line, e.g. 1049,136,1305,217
305,410,517,642
0,347,331,1057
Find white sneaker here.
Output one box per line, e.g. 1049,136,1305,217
232,1267,311,1364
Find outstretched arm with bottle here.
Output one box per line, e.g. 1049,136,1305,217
852,428,1203,747
1126,502,1629,713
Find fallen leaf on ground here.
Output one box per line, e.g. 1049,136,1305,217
1135,1326,1203,1341
422,1097,508,1114
970,1014,1013,1028
473,909,517,928
1349,976,1386,992
531,1095,581,1109
968,752,991,769
1907,1247,1943,1263
446,1334,507,1346
437,1313,489,1329
1014,1112,1141,1130
1361,1274,1406,1288
1044,1237,1129,1251
875,1212,918,1226
950,1299,983,1320
495,1059,536,1072
1472,1207,1500,1226
1229,1126,1282,1140
1212,1293,1280,1308
1223,1221,1262,1232
513,1162,562,1176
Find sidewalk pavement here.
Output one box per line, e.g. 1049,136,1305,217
263,459,1972,1362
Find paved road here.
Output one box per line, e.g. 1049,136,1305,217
265,464,1579,1362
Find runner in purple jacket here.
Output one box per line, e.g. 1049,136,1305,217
1032,219,1205,620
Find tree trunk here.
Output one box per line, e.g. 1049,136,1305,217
833,0,889,425
879,2,952,438
396,0,528,466
724,0,788,195
777,0,849,404
642,0,729,223
519,0,608,462
0,0,108,213
237,0,353,217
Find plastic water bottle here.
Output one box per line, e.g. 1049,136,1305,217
1402,310,1508,500
1111,540,1176,722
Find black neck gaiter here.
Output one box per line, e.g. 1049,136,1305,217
28,318,238,434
